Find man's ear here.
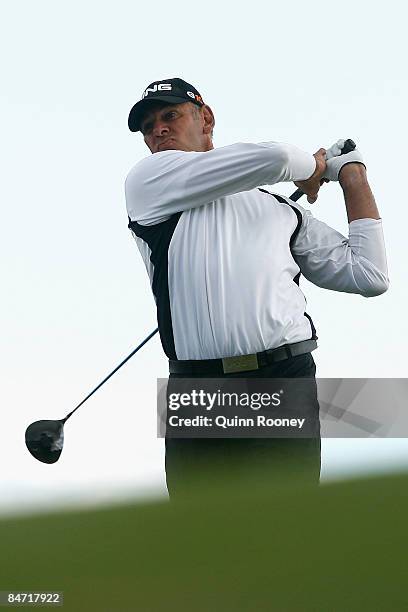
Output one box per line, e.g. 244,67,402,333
202,105,215,135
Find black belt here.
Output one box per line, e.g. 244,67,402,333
169,339,317,375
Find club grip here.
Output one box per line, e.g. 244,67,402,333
341,138,356,155
289,139,356,202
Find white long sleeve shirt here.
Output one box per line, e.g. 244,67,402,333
125,142,389,360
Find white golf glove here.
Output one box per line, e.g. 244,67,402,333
323,139,366,181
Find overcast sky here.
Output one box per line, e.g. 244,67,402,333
1,0,407,516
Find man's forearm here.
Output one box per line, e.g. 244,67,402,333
339,163,380,222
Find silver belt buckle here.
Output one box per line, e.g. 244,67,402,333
222,353,259,374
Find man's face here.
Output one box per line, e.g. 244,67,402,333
140,102,212,154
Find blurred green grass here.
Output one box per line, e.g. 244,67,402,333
1,471,407,611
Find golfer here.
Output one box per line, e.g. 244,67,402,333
125,78,389,497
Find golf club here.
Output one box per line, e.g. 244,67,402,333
25,328,159,463
25,139,357,464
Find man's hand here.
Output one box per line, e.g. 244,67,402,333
294,148,327,204
324,148,365,182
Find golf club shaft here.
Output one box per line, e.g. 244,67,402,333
62,327,159,423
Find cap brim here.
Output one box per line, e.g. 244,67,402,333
128,96,190,132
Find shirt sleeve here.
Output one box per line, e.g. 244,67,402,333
290,202,389,297
125,141,316,226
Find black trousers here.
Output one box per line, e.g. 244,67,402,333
165,352,321,499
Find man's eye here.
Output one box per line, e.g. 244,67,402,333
142,111,177,134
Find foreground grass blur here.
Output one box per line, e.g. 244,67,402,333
0,470,407,611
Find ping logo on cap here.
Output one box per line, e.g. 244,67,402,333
142,83,172,99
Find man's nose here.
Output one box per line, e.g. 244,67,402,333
153,121,170,137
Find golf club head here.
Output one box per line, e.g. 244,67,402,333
25,420,64,464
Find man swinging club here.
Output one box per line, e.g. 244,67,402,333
125,78,389,498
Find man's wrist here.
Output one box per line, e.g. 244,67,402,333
339,163,367,189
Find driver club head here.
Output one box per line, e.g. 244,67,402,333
25,420,65,464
